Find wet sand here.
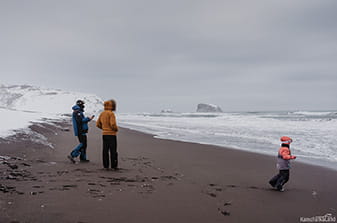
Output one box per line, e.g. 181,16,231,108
1,122,336,223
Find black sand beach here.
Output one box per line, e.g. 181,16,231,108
1,122,336,223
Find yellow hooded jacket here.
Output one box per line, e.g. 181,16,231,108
96,100,118,135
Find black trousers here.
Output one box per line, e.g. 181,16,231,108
102,135,118,168
269,169,290,190
78,134,87,160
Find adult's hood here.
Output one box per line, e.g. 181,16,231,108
104,100,113,111
72,105,81,111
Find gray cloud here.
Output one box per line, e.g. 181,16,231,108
0,0,336,112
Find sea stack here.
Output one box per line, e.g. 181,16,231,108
196,103,223,113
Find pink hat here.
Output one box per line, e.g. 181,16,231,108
280,136,293,144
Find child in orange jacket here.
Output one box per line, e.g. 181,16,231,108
269,136,297,192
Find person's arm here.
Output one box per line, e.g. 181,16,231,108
82,116,91,123
81,111,94,123
110,113,118,132
74,111,83,134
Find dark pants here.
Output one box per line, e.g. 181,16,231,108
71,134,87,160
269,169,290,190
102,135,118,169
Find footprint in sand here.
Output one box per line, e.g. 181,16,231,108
218,208,231,216
88,188,106,198
226,184,238,188
63,184,77,189
207,192,217,198
54,184,78,191
57,170,69,176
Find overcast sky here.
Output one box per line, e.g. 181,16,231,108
1,0,337,112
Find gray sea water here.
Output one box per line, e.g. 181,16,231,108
118,110,337,171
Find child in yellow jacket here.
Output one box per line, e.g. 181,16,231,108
96,100,119,170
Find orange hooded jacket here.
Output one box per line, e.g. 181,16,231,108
278,147,296,160
277,146,296,170
96,100,118,135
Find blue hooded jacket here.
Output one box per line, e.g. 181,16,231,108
72,105,91,136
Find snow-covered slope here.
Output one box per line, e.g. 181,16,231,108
0,84,102,115
0,84,103,138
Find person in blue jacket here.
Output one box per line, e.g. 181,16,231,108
67,100,94,163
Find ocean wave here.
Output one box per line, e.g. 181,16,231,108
290,111,337,117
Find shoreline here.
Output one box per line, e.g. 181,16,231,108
138,128,337,173
1,122,336,223
2,120,337,173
